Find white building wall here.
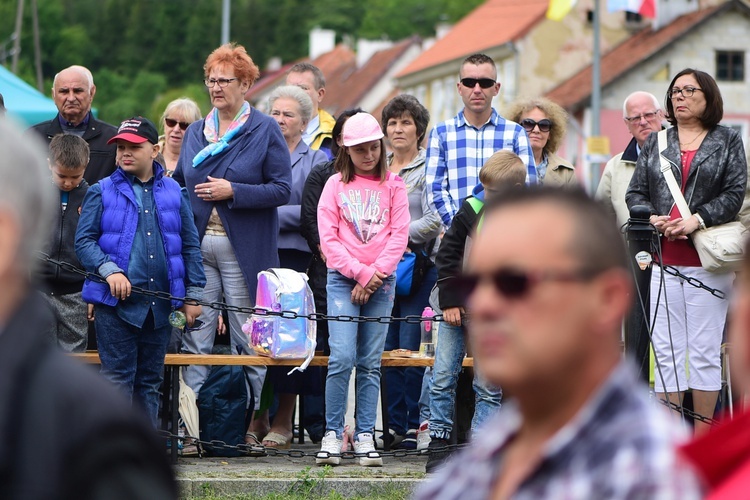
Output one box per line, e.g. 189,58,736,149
601,10,750,118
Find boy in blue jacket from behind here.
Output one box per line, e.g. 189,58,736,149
76,116,205,426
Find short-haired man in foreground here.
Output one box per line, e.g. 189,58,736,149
415,187,701,499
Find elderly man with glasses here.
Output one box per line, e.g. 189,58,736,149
596,91,664,227
416,187,702,499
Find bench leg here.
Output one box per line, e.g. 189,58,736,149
297,395,305,444
380,370,390,452
171,365,180,465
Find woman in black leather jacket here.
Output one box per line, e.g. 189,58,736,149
626,68,747,433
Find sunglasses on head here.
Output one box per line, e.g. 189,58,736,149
454,267,596,303
460,78,496,89
165,118,190,131
520,118,552,133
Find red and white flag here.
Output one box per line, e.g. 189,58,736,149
608,0,655,17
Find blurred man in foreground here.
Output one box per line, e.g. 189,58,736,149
415,187,700,499
0,119,176,499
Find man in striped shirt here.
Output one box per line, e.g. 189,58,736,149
425,53,536,228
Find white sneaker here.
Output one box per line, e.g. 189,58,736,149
354,433,383,467
316,431,343,466
417,420,431,452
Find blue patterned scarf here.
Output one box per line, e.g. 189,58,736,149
192,101,251,167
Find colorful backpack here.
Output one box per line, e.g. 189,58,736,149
243,268,317,373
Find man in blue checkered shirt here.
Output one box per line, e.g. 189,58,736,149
425,53,537,228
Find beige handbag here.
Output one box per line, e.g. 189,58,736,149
658,129,746,273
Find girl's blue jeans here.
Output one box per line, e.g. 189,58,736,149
324,270,396,439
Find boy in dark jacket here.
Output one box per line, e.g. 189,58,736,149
41,134,90,352
426,150,526,472
76,117,205,426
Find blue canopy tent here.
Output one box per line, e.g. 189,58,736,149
0,65,57,126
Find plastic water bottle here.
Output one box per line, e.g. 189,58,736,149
419,307,435,358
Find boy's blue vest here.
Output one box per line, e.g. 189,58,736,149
82,163,186,309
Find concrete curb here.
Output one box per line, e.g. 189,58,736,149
177,477,422,498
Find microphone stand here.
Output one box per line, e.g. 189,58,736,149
625,205,659,383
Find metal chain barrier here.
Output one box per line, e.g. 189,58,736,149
656,397,719,426
662,265,727,300
44,254,721,450
39,254,445,324
158,429,465,459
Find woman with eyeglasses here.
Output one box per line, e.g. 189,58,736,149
627,68,747,434
173,43,292,440
158,98,202,176
506,97,577,187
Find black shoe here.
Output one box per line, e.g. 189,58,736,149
425,438,452,473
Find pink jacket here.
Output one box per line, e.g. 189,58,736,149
318,172,410,287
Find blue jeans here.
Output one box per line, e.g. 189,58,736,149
429,321,502,440
95,306,171,427
325,270,396,439
383,265,436,434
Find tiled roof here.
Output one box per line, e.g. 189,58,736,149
398,0,549,78
246,38,420,116
245,44,357,104
545,5,726,110
326,37,419,115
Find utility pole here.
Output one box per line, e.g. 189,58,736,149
590,0,602,194
221,0,230,45
32,0,42,91
11,0,24,74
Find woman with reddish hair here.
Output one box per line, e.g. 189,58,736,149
173,43,291,435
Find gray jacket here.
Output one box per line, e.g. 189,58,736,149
626,125,747,228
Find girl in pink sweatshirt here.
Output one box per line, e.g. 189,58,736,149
315,113,409,467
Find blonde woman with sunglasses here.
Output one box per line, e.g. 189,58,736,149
506,97,578,188
158,98,202,175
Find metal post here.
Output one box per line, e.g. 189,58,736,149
31,0,42,91
221,0,230,45
626,205,657,382
590,0,602,194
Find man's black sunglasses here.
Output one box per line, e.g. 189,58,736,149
460,78,496,89
165,118,190,131
520,118,552,133
455,267,597,302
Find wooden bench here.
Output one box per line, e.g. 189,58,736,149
70,352,474,463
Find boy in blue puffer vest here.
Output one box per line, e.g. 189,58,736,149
76,116,206,426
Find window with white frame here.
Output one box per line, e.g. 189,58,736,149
716,51,745,82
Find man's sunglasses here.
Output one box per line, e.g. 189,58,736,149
460,78,496,89
165,118,191,131
455,267,596,302
520,118,552,133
